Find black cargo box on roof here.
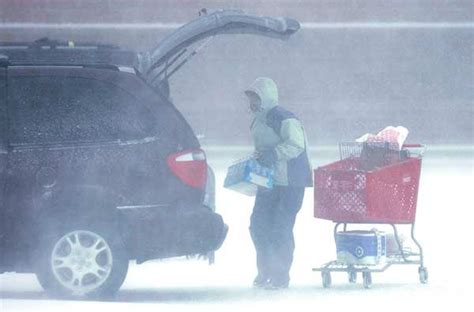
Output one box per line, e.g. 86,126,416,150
0,38,137,67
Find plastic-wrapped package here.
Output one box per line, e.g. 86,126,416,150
223,157,274,196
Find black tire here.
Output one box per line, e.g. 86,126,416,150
418,266,428,284
362,271,372,289
348,271,357,284
322,272,332,288
35,222,129,299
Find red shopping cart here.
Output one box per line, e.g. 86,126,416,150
312,142,427,288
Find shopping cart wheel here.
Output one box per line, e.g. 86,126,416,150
322,272,332,288
418,266,428,284
362,272,372,289
348,271,357,283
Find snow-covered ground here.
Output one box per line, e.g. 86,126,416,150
1,145,472,311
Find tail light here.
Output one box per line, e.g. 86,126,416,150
167,149,207,189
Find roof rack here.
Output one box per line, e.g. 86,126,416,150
0,37,137,67
0,37,120,50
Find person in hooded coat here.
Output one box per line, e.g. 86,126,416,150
245,77,313,289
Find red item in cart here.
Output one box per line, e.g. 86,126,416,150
314,156,422,223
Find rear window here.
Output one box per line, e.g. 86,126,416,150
8,76,156,144
128,74,200,149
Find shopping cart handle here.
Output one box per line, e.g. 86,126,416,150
402,143,423,148
402,143,426,157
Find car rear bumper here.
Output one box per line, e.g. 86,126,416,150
120,205,228,262
172,208,228,255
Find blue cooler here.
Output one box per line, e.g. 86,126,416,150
224,158,273,196
335,230,387,265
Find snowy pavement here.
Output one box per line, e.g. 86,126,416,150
1,145,472,311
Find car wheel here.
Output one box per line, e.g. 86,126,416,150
35,225,129,299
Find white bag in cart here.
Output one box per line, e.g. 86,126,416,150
356,126,409,150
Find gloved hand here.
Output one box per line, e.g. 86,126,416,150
254,149,277,168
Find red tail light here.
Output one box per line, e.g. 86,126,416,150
167,149,207,189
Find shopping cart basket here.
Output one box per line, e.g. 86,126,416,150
312,143,427,288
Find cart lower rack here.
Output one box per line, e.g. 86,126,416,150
312,143,427,288
312,223,427,288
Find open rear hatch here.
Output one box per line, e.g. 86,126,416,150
136,10,300,88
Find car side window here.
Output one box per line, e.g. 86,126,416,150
8,76,154,144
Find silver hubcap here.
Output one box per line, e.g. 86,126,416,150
51,230,113,296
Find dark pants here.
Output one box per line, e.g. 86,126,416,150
249,185,305,285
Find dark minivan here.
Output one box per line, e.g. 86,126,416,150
0,10,299,298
